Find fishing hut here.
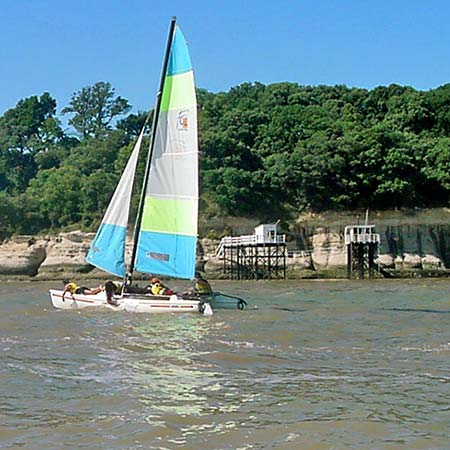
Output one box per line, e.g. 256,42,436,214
216,223,287,279
345,220,381,279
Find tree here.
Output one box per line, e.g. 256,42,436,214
421,137,450,201
62,82,131,138
3,79,450,238
80,169,118,226
286,132,351,210
425,83,450,133
0,192,20,238
26,167,84,228
384,88,433,133
0,92,64,192
116,111,149,137
63,129,129,176
202,167,266,216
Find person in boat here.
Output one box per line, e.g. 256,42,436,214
149,277,174,296
194,273,213,295
124,284,152,294
104,280,123,306
62,281,102,301
183,272,213,297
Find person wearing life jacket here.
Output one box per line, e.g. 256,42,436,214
183,272,213,297
149,277,174,296
62,281,102,301
193,273,213,295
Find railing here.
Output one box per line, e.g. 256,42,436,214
287,250,312,258
344,233,381,245
216,234,286,257
344,225,380,245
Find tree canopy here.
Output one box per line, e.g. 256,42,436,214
61,81,131,138
1,80,450,238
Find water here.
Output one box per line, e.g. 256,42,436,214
0,279,449,449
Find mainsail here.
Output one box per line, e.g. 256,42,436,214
134,25,198,279
86,129,144,277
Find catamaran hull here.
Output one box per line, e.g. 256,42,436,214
49,289,202,314
197,293,247,310
48,290,246,313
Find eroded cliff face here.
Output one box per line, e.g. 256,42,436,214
202,209,450,278
0,236,47,276
0,232,95,278
39,231,95,274
286,208,450,276
0,209,449,278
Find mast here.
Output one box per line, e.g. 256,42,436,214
127,16,177,281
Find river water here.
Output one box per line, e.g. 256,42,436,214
0,279,449,449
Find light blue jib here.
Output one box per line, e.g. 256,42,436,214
135,231,197,279
86,223,127,277
167,27,192,76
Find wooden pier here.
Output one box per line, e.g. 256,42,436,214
216,225,287,280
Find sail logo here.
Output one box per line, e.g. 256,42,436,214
177,110,190,131
147,251,170,262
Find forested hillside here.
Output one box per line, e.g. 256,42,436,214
1,80,450,238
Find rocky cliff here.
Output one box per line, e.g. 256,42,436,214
201,208,450,278
284,208,450,277
1,208,449,279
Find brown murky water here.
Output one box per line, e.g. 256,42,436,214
0,279,449,449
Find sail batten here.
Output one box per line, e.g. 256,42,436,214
135,25,198,279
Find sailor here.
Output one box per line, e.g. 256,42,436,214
62,281,102,301
124,283,152,294
183,272,213,297
149,277,174,296
193,273,213,295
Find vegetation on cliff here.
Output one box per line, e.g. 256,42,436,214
1,81,450,238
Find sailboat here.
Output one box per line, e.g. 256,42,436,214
49,17,247,315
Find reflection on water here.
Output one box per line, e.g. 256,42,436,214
0,279,449,449
123,318,216,416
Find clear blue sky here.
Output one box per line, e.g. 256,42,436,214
2,0,450,117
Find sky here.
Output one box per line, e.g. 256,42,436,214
2,0,450,118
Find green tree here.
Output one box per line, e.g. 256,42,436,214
202,167,266,216
425,83,450,133
63,130,128,176
62,82,131,138
26,167,84,228
116,111,149,137
421,137,450,202
0,92,64,191
0,192,20,238
384,88,433,133
80,169,118,226
3,79,450,238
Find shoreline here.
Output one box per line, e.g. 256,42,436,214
1,208,450,281
2,268,449,283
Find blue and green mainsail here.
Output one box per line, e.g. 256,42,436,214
86,22,197,280
134,25,198,279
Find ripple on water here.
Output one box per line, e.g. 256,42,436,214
1,280,450,449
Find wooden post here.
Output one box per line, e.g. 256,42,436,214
368,242,375,278
347,243,352,279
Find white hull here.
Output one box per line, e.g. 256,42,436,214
49,290,246,314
